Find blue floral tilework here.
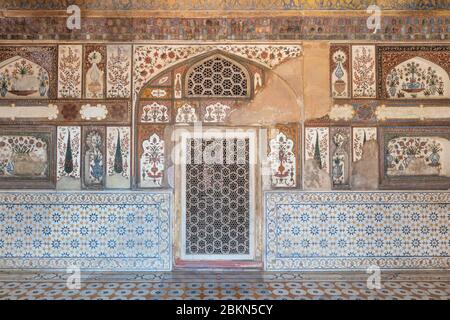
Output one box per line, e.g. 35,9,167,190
0,192,171,271
265,192,450,271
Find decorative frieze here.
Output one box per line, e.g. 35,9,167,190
80,104,108,121
375,105,450,121
0,104,58,120
328,104,354,121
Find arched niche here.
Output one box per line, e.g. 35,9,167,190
0,55,50,99
385,57,450,99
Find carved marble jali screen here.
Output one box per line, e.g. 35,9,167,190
180,130,256,260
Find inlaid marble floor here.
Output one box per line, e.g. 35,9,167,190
0,271,448,300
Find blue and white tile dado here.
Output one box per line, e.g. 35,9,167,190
1,190,449,272
265,191,450,271
0,192,172,271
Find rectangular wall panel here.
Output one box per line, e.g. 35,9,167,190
0,192,171,271
265,191,450,271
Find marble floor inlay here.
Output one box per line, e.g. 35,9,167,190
0,271,448,300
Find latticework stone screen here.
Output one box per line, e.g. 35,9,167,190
184,138,250,256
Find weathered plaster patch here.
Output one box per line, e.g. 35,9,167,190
351,140,379,190
376,105,450,121
0,104,58,120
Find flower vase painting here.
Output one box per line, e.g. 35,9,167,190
385,58,449,99
268,132,296,188
381,127,450,189
385,137,450,177
140,133,164,188
330,46,349,98
0,127,55,188
85,48,106,99
83,127,105,189
330,128,350,188
0,56,50,99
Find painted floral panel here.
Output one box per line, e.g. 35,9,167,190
377,45,450,99
305,127,330,173
268,132,296,188
353,127,377,162
175,103,198,123
107,45,131,98
352,45,376,98
0,57,49,99
58,45,82,98
139,127,164,188
85,45,106,99
0,127,55,188
140,102,170,123
82,126,105,189
106,126,131,189
0,135,48,178
330,45,350,98
203,102,230,123
56,126,81,189
330,127,351,188
386,136,450,177
385,57,449,99
381,127,450,189
0,46,57,99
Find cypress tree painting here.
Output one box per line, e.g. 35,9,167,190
64,130,74,174
313,130,322,169
113,129,123,174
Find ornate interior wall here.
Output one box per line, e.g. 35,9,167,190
0,1,449,271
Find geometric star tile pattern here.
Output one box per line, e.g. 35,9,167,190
0,192,171,271
266,192,450,270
